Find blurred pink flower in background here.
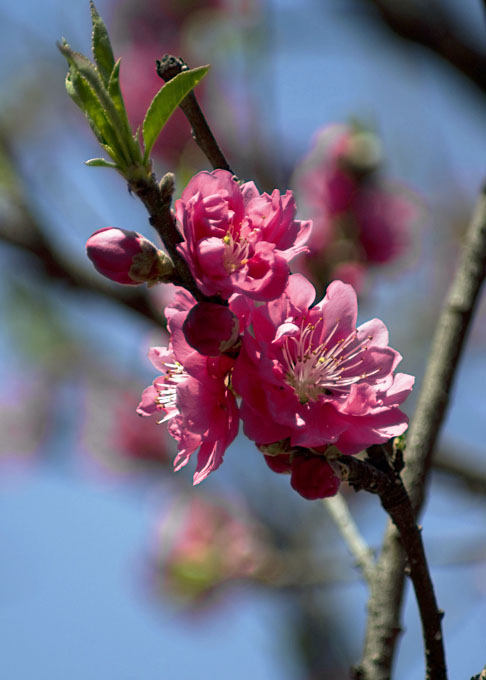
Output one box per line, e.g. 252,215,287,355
114,392,173,464
148,495,269,607
81,383,173,479
0,376,52,472
293,123,417,293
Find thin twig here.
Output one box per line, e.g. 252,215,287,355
355,185,486,679
322,493,375,583
156,55,234,174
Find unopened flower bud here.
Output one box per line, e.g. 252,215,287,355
86,227,174,286
183,302,240,356
290,455,340,500
263,453,292,474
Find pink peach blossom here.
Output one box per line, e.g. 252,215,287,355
233,274,414,458
175,169,311,300
354,187,414,264
137,288,238,484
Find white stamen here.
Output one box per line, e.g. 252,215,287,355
282,318,381,403
155,361,187,422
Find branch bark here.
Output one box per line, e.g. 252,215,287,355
355,185,486,679
328,446,447,679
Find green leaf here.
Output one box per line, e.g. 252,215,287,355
58,41,133,166
85,158,118,168
90,0,115,84
108,58,142,165
107,60,144,166
142,65,210,162
65,66,124,162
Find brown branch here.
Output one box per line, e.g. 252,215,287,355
156,55,234,174
356,0,486,94
323,493,375,583
128,171,197,296
355,185,486,679
128,171,223,304
328,446,448,678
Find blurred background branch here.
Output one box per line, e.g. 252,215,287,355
354,0,486,94
0,130,165,328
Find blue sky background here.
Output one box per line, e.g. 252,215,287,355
0,0,485,678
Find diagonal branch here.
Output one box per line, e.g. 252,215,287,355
327,446,447,678
0,128,169,327
322,492,375,584
355,184,486,679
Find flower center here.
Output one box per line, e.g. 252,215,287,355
282,318,380,403
222,232,250,273
155,361,187,422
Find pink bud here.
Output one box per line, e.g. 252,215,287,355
290,455,340,500
263,453,292,474
86,227,173,285
182,302,240,356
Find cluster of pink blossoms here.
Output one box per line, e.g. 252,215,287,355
87,169,414,500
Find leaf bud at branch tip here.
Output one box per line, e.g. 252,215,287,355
158,172,176,200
